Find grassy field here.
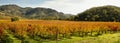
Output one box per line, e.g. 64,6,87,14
0,20,120,43
42,33,120,43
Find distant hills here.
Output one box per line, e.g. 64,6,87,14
0,4,72,20
0,4,120,22
74,5,120,22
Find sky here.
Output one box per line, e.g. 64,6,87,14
0,0,120,15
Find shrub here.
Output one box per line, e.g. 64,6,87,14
11,17,19,22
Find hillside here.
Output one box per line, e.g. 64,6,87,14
74,5,120,22
0,4,72,20
1,5,120,21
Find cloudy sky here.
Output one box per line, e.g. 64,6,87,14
0,0,120,15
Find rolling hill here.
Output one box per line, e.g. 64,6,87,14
74,5,120,22
0,4,72,20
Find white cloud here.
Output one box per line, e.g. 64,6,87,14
40,0,120,15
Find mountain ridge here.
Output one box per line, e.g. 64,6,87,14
74,5,120,22
0,4,72,20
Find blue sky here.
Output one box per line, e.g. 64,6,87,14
0,0,120,14
0,0,48,7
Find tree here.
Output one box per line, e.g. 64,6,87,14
11,17,19,22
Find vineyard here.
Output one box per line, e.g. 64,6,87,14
0,20,120,43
